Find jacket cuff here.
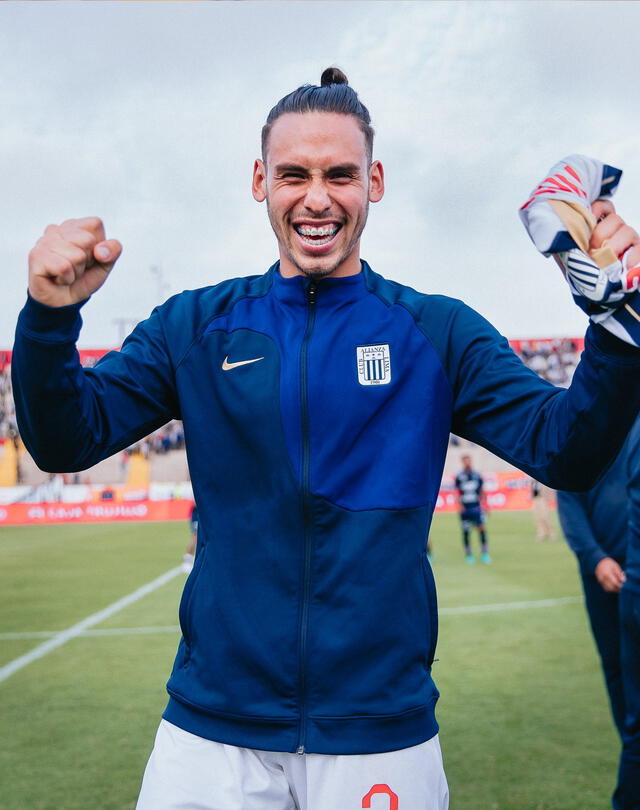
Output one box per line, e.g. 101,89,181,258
581,548,607,576
16,293,86,344
588,322,640,364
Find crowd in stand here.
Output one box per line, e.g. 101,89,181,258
515,338,580,387
125,420,185,458
2,339,580,462
449,338,581,448
0,368,17,440
0,357,184,460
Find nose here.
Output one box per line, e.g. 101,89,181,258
303,178,331,213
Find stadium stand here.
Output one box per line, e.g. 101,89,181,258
515,337,580,387
447,337,581,471
0,338,581,488
0,366,17,441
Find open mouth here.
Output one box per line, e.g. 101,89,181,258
293,223,342,247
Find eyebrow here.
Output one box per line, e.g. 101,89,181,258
273,162,362,175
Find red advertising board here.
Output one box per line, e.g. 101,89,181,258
0,338,584,372
0,499,193,525
0,348,113,370
0,472,546,525
437,470,552,513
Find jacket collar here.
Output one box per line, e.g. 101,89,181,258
269,260,369,308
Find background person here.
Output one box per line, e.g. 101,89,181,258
557,419,640,809
616,419,640,810
530,479,556,541
182,502,198,574
455,455,490,564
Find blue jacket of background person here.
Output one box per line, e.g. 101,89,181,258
11,260,640,755
557,434,632,576
625,419,640,594
558,416,640,592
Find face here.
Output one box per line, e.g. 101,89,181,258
462,455,472,471
252,111,384,279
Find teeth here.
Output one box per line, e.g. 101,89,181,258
296,225,339,237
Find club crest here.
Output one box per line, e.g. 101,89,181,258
356,344,391,386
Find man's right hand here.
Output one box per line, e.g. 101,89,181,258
594,556,626,593
590,201,640,271
28,217,122,308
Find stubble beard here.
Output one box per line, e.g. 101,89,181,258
266,198,369,280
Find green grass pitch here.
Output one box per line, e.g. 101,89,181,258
0,513,619,809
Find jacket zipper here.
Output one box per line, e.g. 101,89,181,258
296,280,317,755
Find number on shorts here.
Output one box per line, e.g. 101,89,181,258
362,783,399,810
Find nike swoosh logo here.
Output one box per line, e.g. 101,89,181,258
222,356,264,371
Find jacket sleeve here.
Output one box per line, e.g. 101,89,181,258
11,294,180,473
444,303,640,491
625,416,640,586
556,490,606,575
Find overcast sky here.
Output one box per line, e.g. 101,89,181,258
2,0,640,346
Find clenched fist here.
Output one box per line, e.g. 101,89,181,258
28,217,122,308
590,200,640,270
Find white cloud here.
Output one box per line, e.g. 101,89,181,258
2,1,639,344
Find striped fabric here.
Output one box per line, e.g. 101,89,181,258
519,154,640,345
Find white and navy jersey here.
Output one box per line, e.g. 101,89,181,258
455,470,483,510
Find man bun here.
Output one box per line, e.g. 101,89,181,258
262,67,374,160
321,67,348,87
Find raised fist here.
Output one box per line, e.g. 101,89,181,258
28,217,122,308
590,200,640,284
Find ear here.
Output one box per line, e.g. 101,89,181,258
369,160,384,203
252,159,267,203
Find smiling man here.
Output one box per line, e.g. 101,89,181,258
11,68,640,810
253,106,383,279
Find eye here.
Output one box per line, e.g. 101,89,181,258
281,172,306,181
329,171,356,183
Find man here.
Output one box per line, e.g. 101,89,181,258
181,501,198,574
454,454,490,564
11,67,640,810
619,423,640,810
530,479,555,541
558,419,640,809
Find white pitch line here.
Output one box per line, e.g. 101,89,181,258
0,626,181,641
0,596,583,648
439,595,582,615
0,566,183,684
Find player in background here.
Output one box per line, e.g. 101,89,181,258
557,419,640,809
182,502,198,574
455,455,490,564
12,68,640,810
530,479,556,541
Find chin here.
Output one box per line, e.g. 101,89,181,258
293,249,348,280
300,265,338,280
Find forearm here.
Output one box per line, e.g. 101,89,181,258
12,295,176,472
526,323,640,490
450,306,640,491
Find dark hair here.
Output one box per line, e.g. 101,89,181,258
261,67,375,162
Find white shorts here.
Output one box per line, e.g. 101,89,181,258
136,719,449,810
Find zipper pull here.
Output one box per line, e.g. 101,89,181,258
297,745,305,755
307,283,317,305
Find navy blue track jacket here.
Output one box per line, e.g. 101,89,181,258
12,261,640,754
